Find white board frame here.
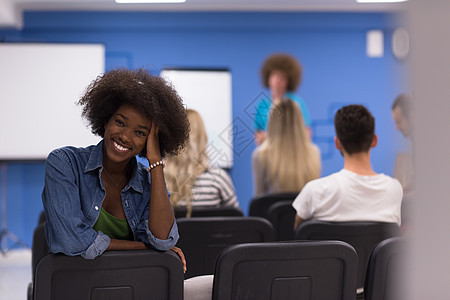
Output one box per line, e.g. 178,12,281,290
160,68,233,169
0,43,104,160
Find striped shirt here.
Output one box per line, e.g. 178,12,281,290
177,168,238,208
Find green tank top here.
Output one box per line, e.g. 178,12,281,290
93,208,134,240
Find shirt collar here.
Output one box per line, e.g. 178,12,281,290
85,140,104,173
84,140,144,193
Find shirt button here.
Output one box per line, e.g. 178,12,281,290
95,206,99,211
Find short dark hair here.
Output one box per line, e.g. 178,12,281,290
334,104,375,155
77,67,189,158
260,53,302,92
392,93,412,120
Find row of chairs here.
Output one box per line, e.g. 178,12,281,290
29,214,403,299
29,225,405,299
176,216,401,295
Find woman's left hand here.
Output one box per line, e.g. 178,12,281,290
171,246,187,273
146,121,161,162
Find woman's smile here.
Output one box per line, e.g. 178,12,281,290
113,140,131,153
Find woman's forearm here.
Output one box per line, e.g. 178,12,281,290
107,238,149,251
147,165,175,239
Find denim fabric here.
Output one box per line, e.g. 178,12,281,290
42,140,179,259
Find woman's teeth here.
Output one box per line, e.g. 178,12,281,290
114,141,129,151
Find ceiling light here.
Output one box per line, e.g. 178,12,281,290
357,0,407,3
115,0,185,3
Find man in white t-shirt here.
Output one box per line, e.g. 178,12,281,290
292,104,403,230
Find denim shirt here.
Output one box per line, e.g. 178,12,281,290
42,140,179,259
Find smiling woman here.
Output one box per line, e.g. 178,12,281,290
41,68,189,269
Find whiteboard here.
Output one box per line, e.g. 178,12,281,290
0,43,104,160
160,69,233,168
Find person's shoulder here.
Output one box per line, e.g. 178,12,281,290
256,96,271,109
285,92,302,101
302,172,334,191
48,144,94,159
285,92,308,107
306,171,344,194
206,167,230,178
377,173,404,189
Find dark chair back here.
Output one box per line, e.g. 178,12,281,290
33,249,184,300
295,220,401,292
176,216,275,279
267,200,296,241
174,206,243,218
38,210,46,224
212,240,358,300
28,222,49,300
31,223,49,283
249,192,298,218
364,237,407,300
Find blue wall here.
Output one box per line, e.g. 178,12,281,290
0,11,409,249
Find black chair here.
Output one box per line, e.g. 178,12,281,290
29,222,184,300
176,216,275,279
37,210,46,224
267,200,297,241
32,250,184,300
249,192,298,218
295,220,401,295
212,240,358,300
174,205,244,218
28,223,49,300
364,237,407,300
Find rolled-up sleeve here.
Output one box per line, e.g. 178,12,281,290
82,232,111,259
139,220,179,250
43,150,109,259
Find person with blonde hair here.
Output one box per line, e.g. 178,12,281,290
252,99,321,196
165,109,239,217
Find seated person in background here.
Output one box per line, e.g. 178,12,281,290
164,109,239,217
42,68,188,269
254,53,312,144
293,104,403,230
392,93,414,197
252,99,321,197
392,93,413,140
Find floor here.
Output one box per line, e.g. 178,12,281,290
0,248,32,300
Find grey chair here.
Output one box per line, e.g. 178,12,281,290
295,220,401,295
364,237,407,300
212,240,358,300
29,222,184,300
176,216,275,279
249,192,298,218
174,205,243,218
27,223,49,300
33,250,184,300
267,200,296,241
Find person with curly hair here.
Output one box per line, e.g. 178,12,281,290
42,68,189,267
165,109,239,217
254,53,312,144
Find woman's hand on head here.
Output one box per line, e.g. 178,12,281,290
146,121,161,162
